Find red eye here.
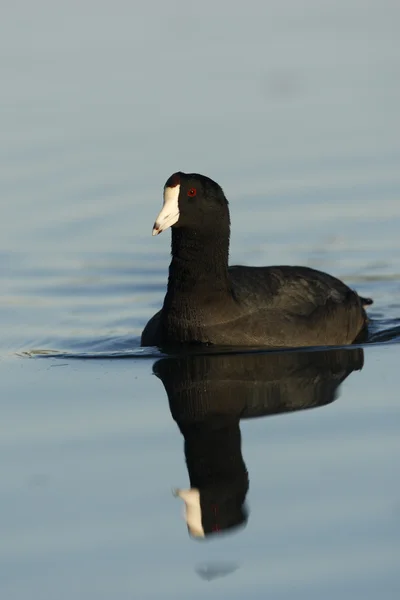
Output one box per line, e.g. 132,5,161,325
187,188,197,197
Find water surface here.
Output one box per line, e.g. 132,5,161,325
1,1,400,598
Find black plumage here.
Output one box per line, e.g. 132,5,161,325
141,172,372,347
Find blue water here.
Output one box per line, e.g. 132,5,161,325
1,1,400,598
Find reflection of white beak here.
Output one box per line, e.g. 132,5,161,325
152,185,180,236
173,487,205,538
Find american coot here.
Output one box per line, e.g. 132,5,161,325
141,172,372,347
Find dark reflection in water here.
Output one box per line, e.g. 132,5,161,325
195,562,240,581
154,347,364,540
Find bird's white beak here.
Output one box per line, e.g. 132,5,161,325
152,185,180,236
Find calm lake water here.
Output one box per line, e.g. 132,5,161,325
1,1,400,598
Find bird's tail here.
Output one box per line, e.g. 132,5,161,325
360,296,373,306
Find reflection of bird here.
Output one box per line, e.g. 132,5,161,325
154,346,364,540
142,171,372,347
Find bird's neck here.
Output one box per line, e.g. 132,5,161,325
164,226,230,303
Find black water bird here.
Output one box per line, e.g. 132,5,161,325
142,172,372,347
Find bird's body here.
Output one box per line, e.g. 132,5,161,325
141,172,372,348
